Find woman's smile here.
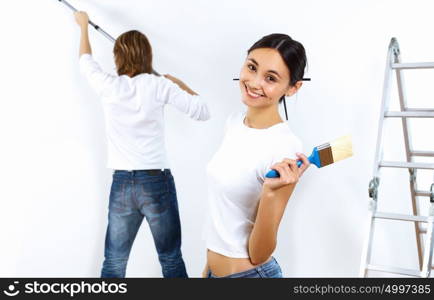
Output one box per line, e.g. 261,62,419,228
244,83,265,99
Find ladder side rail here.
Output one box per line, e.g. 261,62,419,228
421,203,434,277
394,49,424,269
372,38,399,179
360,38,399,277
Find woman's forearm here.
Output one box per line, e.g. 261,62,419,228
248,185,294,265
79,24,92,56
248,157,308,265
74,11,91,56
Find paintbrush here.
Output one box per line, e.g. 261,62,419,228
265,135,353,178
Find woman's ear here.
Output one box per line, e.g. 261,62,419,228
285,81,303,97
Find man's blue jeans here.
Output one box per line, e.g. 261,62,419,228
101,169,188,278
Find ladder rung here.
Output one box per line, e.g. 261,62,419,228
411,151,434,157
374,212,429,222
406,108,434,112
367,264,422,277
416,190,432,197
391,62,434,69
385,111,434,118
380,161,434,170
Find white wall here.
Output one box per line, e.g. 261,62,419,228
0,0,433,277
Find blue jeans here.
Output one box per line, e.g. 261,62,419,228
207,257,282,278
101,169,188,278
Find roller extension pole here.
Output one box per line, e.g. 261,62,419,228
58,0,160,76
59,0,115,42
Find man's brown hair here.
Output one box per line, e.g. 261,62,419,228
113,30,152,77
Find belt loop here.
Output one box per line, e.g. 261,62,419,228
257,265,267,278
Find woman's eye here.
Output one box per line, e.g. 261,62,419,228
267,76,276,82
247,64,256,71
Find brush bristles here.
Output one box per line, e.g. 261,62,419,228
330,135,353,162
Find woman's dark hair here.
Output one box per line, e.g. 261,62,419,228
247,33,307,118
248,33,307,87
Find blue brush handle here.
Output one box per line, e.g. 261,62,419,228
265,147,321,178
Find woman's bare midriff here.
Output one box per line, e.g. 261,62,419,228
207,249,271,277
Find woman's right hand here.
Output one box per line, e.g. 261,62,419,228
264,155,310,191
264,159,299,191
74,11,89,28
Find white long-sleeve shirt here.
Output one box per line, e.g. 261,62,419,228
79,54,210,170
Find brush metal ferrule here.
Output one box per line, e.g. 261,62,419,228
317,143,334,167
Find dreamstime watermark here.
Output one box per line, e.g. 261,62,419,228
2,281,127,297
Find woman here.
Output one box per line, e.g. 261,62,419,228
203,33,310,278
74,11,210,278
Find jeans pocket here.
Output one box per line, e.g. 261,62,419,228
139,178,167,197
138,179,173,214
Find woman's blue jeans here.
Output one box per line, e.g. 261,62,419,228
207,257,282,278
101,169,188,278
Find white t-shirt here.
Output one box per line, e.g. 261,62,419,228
204,112,303,258
79,54,210,170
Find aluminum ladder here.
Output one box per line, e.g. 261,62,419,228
360,37,434,278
